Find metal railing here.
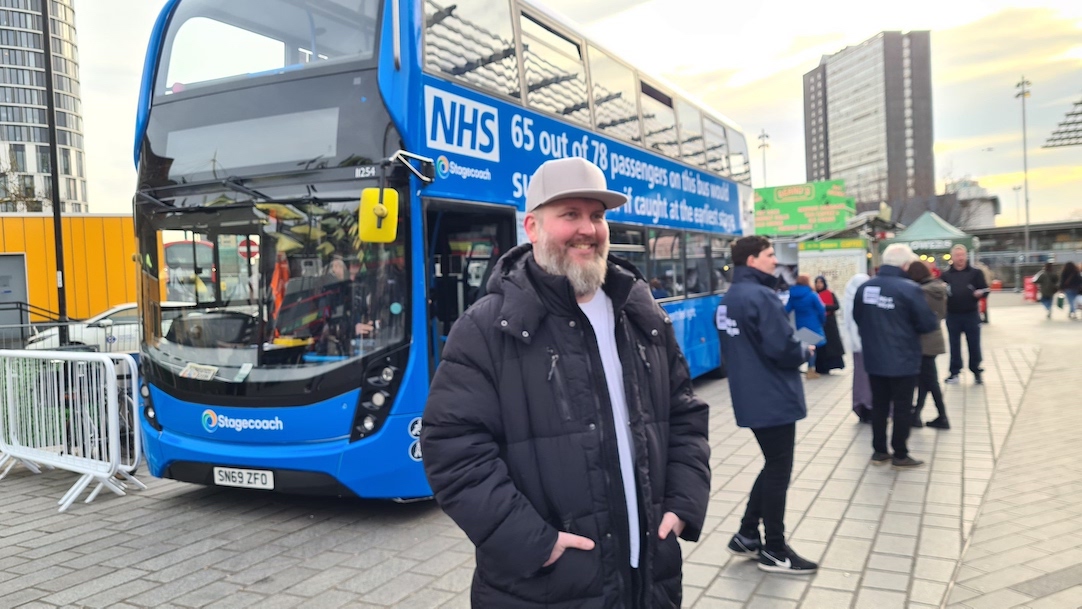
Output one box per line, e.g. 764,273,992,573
979,250,1082,290
0,350,145,511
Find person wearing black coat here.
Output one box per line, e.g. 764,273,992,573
716,235,818,574
1062,261,1082,320
421,158,710,609
942,245,989,384
854,244,939,469
813,276,846,374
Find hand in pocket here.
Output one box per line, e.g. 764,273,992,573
543,531,595,567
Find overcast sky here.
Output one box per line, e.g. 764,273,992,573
79,0,1082,225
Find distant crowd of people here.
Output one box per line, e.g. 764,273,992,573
1035,261,1082,320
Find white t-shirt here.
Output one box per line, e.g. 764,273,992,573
578,288,641,568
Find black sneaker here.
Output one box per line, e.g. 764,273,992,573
911,416,924,428
871,452,891,465
892,456,924,469
758,545,818,574
945,375,960,384
974,373,983,385
927,417,951,430
727,533,762,559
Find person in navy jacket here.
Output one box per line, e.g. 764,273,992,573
716,235,818,574
853,243,939,469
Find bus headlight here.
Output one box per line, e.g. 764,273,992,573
144,402,162,431
351,346,408,442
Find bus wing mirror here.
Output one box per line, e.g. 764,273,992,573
358,188,399,243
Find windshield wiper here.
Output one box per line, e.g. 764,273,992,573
137,191,167,206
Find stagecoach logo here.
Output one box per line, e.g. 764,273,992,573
424,85,501,162
436,155,451,180
202,409,218,432
201,409,284,433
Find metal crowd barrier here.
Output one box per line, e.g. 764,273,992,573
0,350,145,512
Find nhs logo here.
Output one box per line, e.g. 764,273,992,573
425,85,500,162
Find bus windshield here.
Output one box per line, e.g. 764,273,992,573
157,0,380,96
141,184,408,383
140,0,388,188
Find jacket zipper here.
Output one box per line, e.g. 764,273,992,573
579,325,635,588
634,332,657,411
547,347,573,422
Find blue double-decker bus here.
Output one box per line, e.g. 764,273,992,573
134,0,752,499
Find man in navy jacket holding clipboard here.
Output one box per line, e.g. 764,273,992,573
853,243,939,469
717,235,818,574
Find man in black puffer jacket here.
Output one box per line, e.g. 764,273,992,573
421,157,711,608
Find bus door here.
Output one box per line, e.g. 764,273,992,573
426,202,516,375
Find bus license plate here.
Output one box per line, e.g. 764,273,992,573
213,467,274,490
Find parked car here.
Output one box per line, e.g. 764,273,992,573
26,303,183,353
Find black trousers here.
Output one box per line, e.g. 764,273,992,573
946,311,982,375
915,355,946,420
739,423,795,551
869,375,916,459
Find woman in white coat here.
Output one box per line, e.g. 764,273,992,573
843,273,872,423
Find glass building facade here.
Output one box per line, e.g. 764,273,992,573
0,0,85,213
804,32,934,208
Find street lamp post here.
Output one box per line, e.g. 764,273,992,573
1015,77,1032,256
757,129,769,187
42,0,68,342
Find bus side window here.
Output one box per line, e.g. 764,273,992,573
520,13,589,126
676,99,706,167
686,233,711,296
640,81,678,158
424,0,520,98
704,118,731,177
587,46,641,145
649,230,684,298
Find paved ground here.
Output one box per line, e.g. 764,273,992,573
1,291,1080,608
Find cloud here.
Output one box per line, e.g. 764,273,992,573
932,8,1082,86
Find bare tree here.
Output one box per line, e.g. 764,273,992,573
0,160,43,213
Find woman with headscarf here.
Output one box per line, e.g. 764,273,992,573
785,274,826,379
843,273,872,423
814,276,846,375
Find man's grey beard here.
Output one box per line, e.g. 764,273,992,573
533,231,609,298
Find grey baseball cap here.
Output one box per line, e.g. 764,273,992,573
525,157,629,213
